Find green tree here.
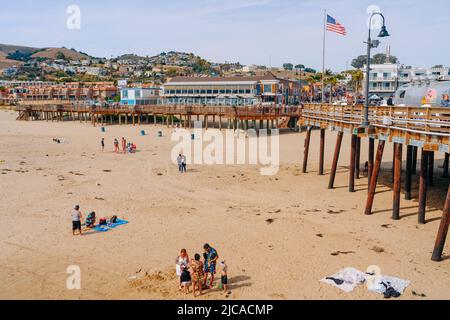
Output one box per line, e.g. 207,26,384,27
305,73,322,102
351,53,398,69
282,63,294,70
56,51,67,61
345,69,364,94
295,64,305,70
304,67,316,73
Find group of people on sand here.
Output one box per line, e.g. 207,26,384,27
105,137,136,154
176,153,187,173
71,205,116,235
175,244,228,296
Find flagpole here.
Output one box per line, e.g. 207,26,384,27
321,9,326,103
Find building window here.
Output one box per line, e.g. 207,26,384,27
122,90,128,98
135,90,141,98
263,84,271,92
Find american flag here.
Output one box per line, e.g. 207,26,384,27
326,14,347,36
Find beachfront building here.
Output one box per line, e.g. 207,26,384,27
162,73,301,105
120,87,159,105
363,63,450,98
1,82,117,101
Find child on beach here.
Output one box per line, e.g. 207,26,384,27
219,261,228,293
180,268,191,294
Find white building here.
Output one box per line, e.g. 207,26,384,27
363,63,450,97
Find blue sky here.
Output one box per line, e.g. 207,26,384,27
0,0,448,71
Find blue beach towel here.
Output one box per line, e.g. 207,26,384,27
92,218,129,232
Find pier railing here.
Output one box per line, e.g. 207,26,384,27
301,104,450,137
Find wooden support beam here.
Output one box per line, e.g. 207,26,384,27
412,146,418,174
365,140,386,215
427,151,434,187
328,131,344,189
368,137,375,191
349,134,357,192
444,153,449,178
302,126,312,173
391,143,396,183
431,185,450,261
393,142,403,220
355,137,361,179
319,128,325,175
418,149,429,224
405,145,413,200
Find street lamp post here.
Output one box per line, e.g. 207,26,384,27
362,12,390,127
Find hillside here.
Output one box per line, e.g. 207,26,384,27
0,51,23,69
0,43,40,55
31,47,89,60
0,43,90,62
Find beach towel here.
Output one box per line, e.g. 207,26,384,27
321,267,410,296
366,275,410,296
92,218,129,232
320,267,366,292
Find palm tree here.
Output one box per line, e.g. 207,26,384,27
345,69,363,95
324,75,338,103
306,73,322,102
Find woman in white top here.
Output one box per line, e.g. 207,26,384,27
175,248,190,290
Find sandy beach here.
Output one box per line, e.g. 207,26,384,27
0,109,449,300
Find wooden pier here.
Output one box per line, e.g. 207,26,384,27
14,100,450,261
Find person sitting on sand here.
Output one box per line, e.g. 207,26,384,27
71,205,83,235
189,254,205,297
85,211,96,228
219,260,228,293
175,249,190,290
363,161,369,176
203,243,218,289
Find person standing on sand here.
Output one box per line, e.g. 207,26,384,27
219,261,228,293
121,137,127,153
71,205,83,235
181,154,187,173
101,138,105,152
189,254,205,297
177,154,183,172
175,248,190,290
203,243,218,289
114,138,119,153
